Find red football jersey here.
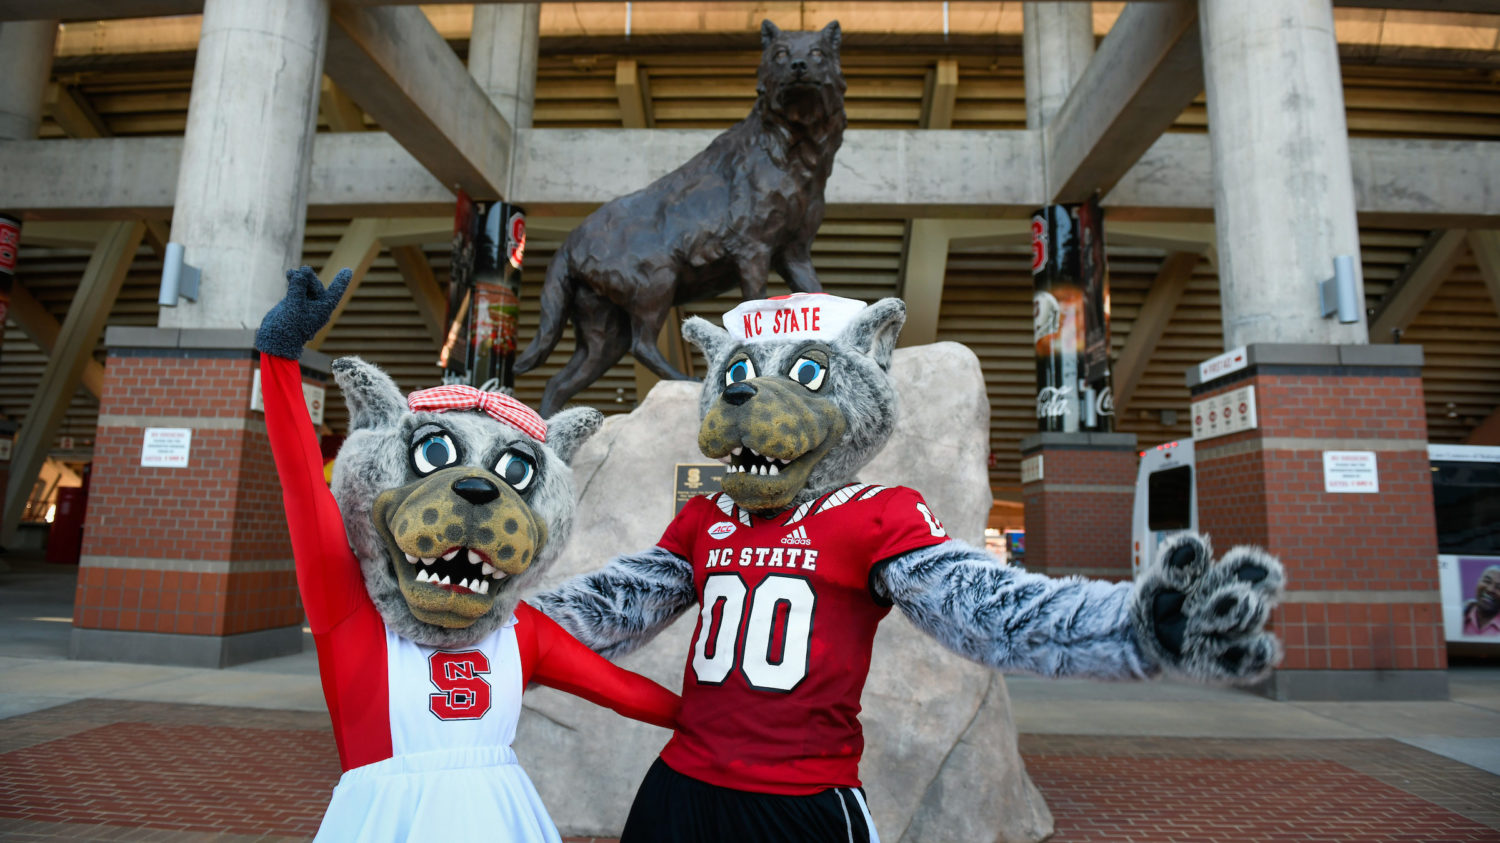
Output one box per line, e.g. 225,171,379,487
656,483,950,795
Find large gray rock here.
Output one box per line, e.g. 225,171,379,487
517,341,1054,843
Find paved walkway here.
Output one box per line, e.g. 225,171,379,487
3,556,1498,842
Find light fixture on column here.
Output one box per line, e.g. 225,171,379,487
1318,255,1360,324
157,242,201,307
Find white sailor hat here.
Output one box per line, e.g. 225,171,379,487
722,293,867,344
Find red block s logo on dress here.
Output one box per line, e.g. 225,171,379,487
428,650,492,721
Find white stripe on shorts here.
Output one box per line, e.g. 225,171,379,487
850,788,879,843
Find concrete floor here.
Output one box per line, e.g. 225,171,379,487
5,554,1500,777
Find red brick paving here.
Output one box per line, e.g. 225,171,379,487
1028,754,1499,843
1,701,1497,842
0,722,335,837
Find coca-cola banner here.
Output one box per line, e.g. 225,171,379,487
1031,197,1112,433
439,195,526,394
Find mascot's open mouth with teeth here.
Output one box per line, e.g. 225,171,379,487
369,428,551,629
699,348,848,513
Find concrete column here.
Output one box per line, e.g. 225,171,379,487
1023,3,1094,129
1199,0,1367,347
0,20,57,141
469,4,540,137
161,0,330,329
0,20,58,538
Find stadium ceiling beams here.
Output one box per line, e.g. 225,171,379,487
1111,252,1201,416
1043,2,1203,203
1,220,144,543
389,244,447,345
12,1,1500,25
5,279,107,399
1470,230,1500,320
615,59,651,130
324,4,513,200
3,130,1498,225
1370,229,1469,343
899,220,1029,349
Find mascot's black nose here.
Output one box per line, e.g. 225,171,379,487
791,58,807,75
453,476,501,506
723,382,757,406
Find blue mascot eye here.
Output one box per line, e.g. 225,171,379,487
412,433,459,475
788,357,827,391
724,358,757,387
495,451,536,492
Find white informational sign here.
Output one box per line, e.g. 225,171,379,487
249,368,327,426
141,427,192,468
1191,385,1258,441
1323,450,1379,493
1197,346,1248,384
1020,454,1044,484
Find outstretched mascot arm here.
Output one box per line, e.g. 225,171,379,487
873,531,1284,684
519,603,681,729
258,267,364,633
529,546,696,661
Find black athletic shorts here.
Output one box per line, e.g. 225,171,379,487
619,758,879,843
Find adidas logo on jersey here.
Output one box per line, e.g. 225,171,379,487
781,525,811,546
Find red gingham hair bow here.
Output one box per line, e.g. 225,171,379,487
406,385,548,443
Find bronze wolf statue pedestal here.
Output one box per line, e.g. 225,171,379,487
515,20,847,417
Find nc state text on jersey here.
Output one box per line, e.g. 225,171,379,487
704,546,819,571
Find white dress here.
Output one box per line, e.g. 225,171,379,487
313,617,561,843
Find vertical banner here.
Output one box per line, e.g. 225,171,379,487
439,195,527,394
1031,197,1112,433
0,213,19,394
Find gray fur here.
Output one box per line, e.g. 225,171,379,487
529,546,697,660
329,371,593,648
545,406,605,464
332,357,407,433
874,541,1158,680
681,298,904,509
1130,532,1284,683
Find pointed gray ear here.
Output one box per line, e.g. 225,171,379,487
546,406,603,464
841,298,906,371
682,316,732,368
822,20,841,53
760,19,781,48
332,356,407,431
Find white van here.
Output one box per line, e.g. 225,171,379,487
1129,439,1196,578
1132,440,1500,646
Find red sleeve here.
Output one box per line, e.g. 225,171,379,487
261,352,367,633
515,602,680,730
656,496,709,560
873,486,952,565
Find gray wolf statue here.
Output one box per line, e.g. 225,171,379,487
514,20,847,416
255,269,679,842
533,292,1285,843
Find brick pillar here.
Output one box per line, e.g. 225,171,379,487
1189,344,1445,701
71,328,330,667
1019,432,1138,580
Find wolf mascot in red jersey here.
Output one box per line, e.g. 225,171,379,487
534,292,1284,843
255,268,679,843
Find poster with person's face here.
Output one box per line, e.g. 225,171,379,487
1460,558,1500,637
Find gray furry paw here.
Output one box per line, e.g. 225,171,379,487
254,266,352,360
1132,532,1285,684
